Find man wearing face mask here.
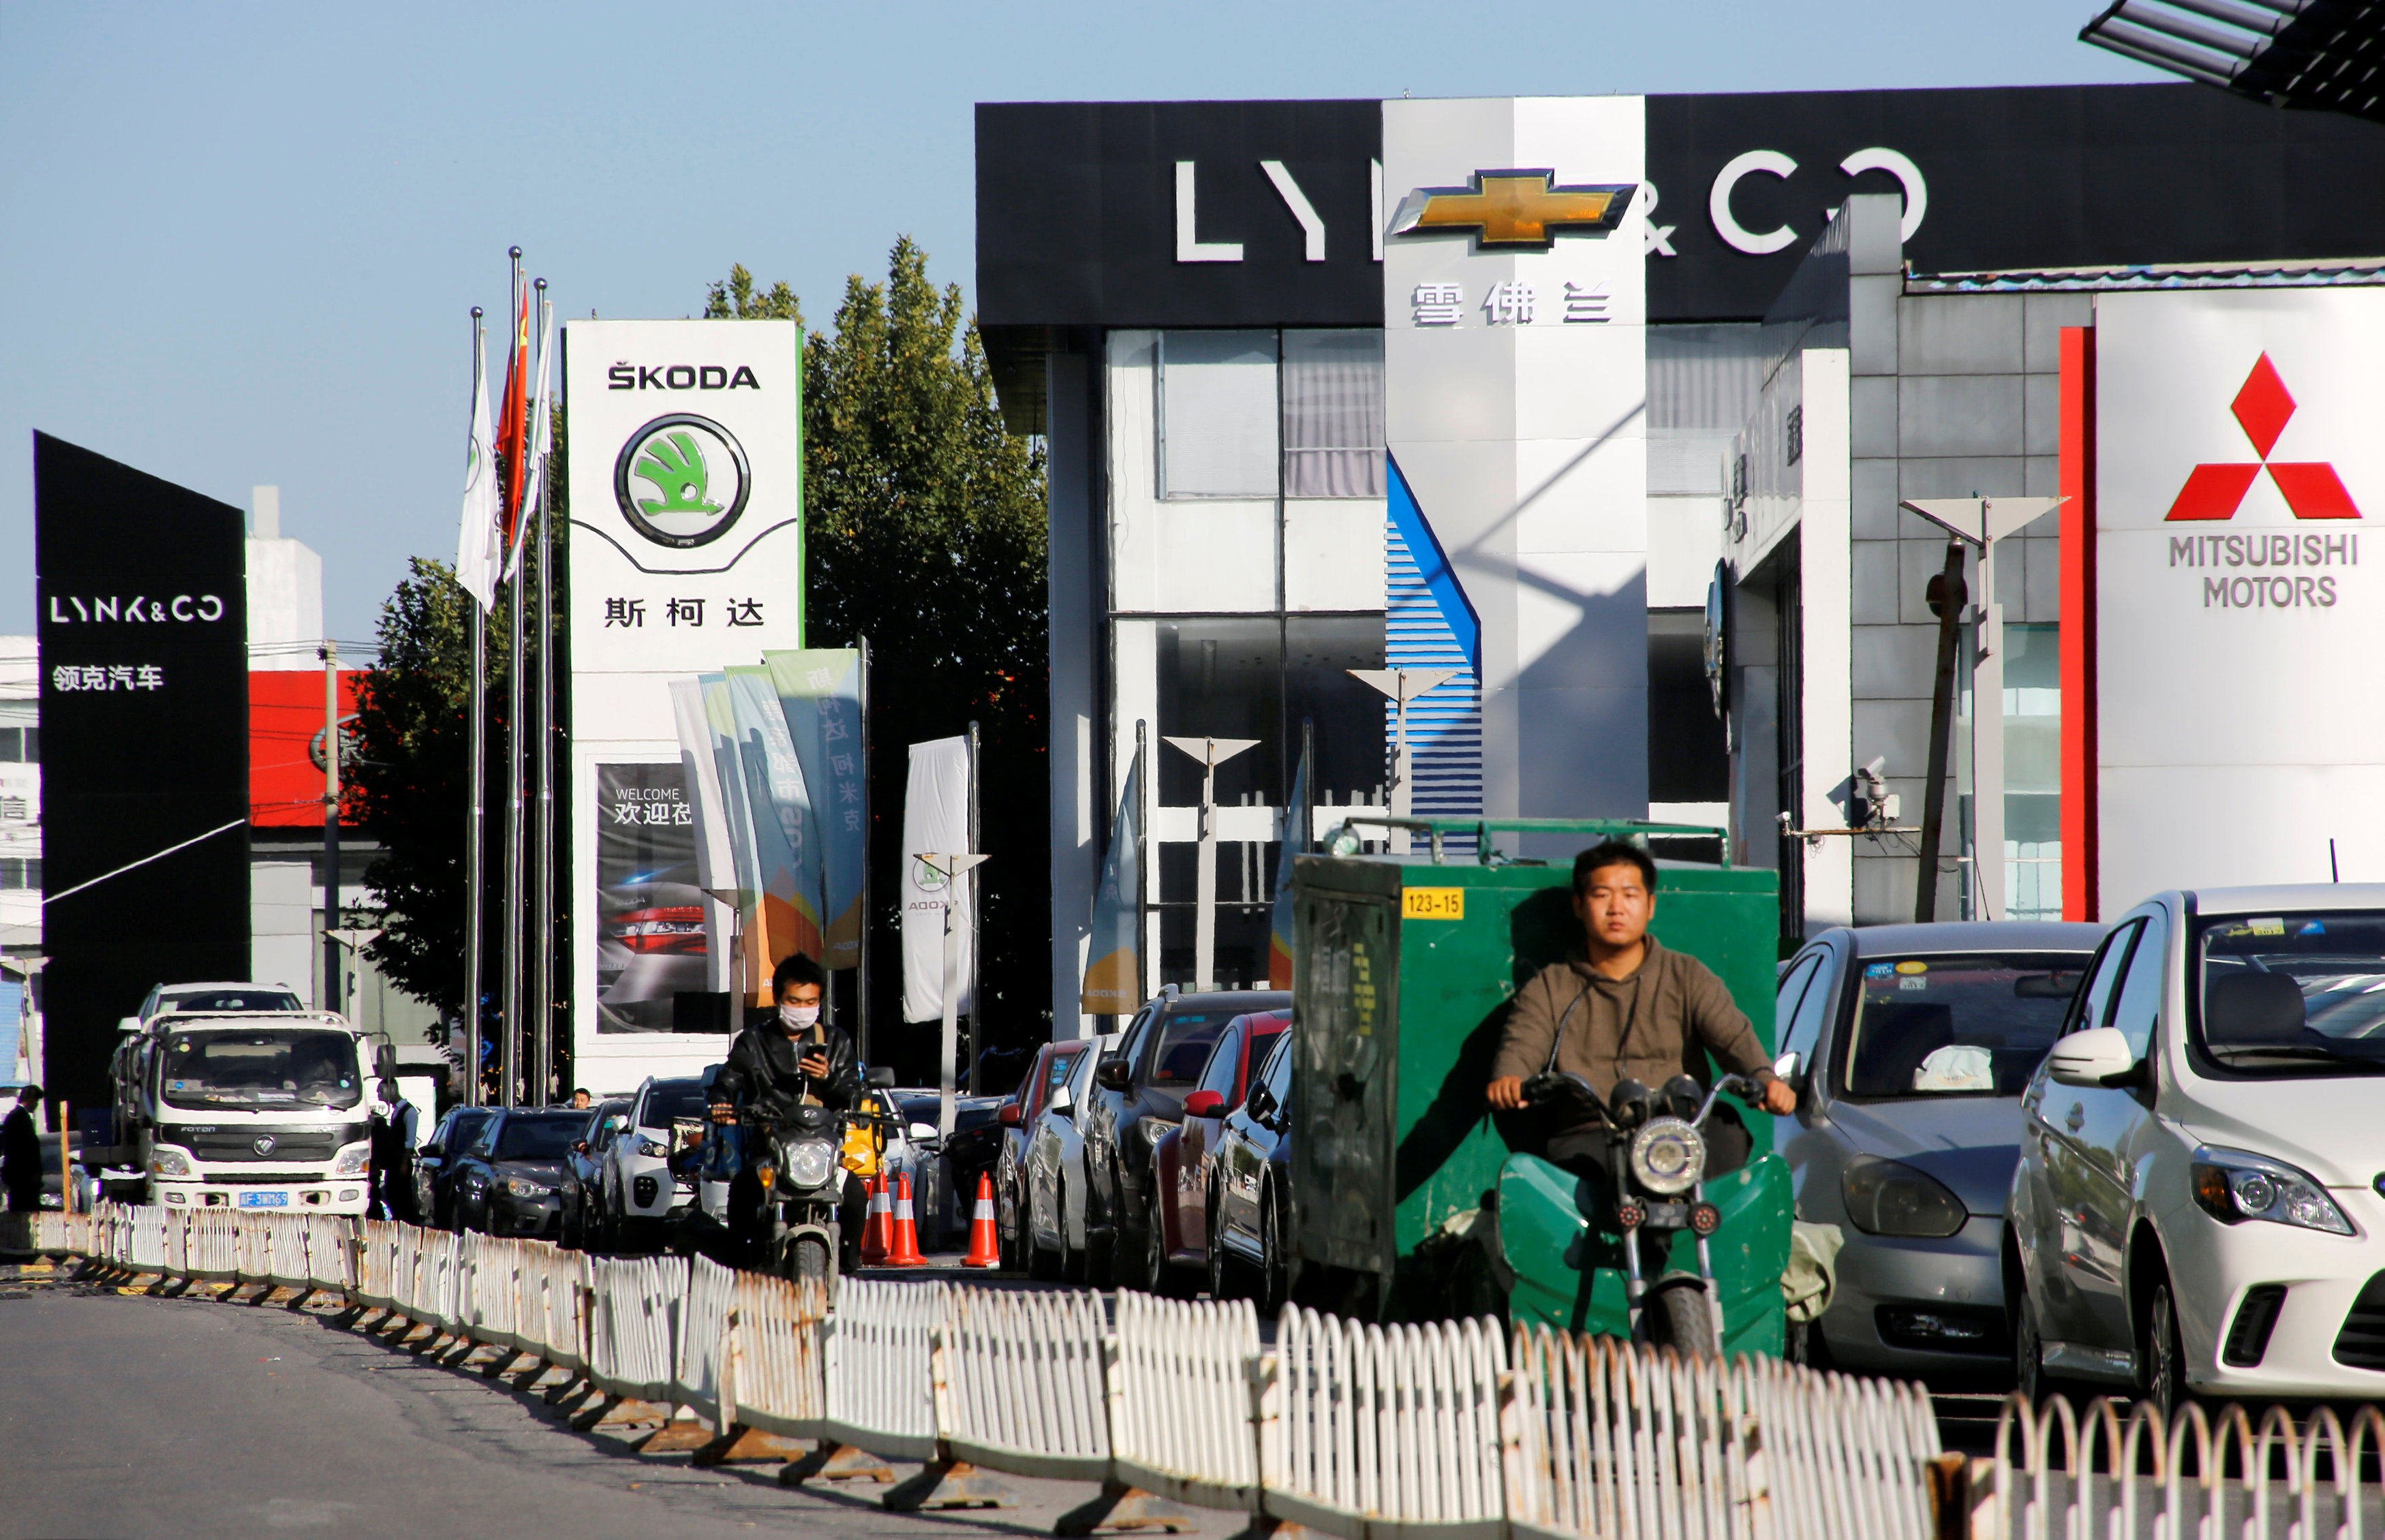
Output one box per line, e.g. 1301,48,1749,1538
708,954,860,1256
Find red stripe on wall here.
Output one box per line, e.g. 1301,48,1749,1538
2059,326,2097,921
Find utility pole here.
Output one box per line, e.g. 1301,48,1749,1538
1349,668,1456,854
320,639,341,1015
1914,542,1967,924
1162,735,1258,991
915,852,987,1141
964,720,981,1094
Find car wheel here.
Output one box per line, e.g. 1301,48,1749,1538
2142,1277,2191,1419
1205,1188,1244,1303
1028,1193,1060,1282
1145,1189,1188,1299
1086,1166,1118,1288
1057,1177,1084,1283
2014,1274,2061,1413
1259,1183,1289,1315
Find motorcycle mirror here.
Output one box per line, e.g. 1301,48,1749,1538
1659,1075,1703,1122
865,1066,897,1089
1610,1079,1655,1130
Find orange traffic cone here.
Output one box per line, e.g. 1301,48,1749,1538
860,1173,891,1265
962,1173,1001,1269
883,1172,928,1267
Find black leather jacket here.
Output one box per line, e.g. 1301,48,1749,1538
709,1017,859,1125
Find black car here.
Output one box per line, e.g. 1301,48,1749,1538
893,1090,1006,1248
413,1106,497,1229
561,1099,630,1250
448,1109,586,1238
1210,1028,1295,1308
1080,987,1289,1286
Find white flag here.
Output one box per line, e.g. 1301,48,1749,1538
453,333,501,611
901,736,976,1022
506,297,556,582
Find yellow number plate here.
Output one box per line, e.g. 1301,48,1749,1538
1404,887,1464,920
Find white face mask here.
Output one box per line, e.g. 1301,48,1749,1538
778,1003,822,1030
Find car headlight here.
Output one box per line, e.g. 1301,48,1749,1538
638,1137,671,1158
2191,1146,2354,1235
1841,1155,1968,1239
502,1177,554,1199
1628,1118,1705,1197
150,1146,194,1178
784,1138,837,1190
331,1143,371,1177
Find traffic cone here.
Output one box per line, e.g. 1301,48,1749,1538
882,1172,927,1267
860,1173,891,1265
962,1173,1001,1269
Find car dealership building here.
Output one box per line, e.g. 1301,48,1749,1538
974,84,2385,1032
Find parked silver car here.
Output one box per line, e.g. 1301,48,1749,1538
1776,920,2104,1379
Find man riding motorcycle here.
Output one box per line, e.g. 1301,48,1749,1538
1487,840,1796,1179
707,953,867,1266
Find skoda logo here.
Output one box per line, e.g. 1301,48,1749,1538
911,857,950,893
613,413,751,550
252,1135,277,1157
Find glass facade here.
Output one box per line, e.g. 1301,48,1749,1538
1958,621,2061,922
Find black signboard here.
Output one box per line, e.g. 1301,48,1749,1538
35,433,249,1105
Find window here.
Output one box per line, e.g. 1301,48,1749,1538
1778,954,1834,1070
1835,953,2093,1098
2107,918,2168,1058
1144,1010,1232,1087
2067,919,2142,1036
0,728,20,762
1774,955,1821,1039
1281,330,1384,497
1159,331,1279,498
0,859,38,891
1199,1026,1246,1100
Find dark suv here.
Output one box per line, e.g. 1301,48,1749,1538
1080,987,1289,1287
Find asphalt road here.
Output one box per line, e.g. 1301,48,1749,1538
0,1267,1242,1540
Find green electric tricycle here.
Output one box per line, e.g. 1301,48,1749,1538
1286,818,1794,1357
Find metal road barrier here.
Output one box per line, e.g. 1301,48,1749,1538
1976,1393,2385,1540
713,1266,831,1443
1264,1308,1507,1540
673,1254,739,1425
822,1276,940,1460
939,1284,1110,1481
1742,1351,1941,1540
1110,1291,1263,1511
586,1253,686,1405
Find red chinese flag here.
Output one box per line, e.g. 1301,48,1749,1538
495,277,531,552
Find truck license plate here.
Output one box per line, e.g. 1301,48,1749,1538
238,1190,290,1208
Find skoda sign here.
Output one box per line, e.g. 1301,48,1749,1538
612,413,751,550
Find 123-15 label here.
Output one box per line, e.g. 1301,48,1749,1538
1403,888,1464,920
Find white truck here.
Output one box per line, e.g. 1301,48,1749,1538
112,1008,391,1214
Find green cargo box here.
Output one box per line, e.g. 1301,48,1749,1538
1288,819,1780,1322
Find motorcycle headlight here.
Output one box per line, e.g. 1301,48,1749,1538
784,1138,837,1191
150,1146,194,1178
331,1143,372,1177
2191,1146,2354,1236
502,1177,554,1199
1628,1118,1705,1197
1841,1156,1967,1239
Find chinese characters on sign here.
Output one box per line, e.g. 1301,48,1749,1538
1409,280,1616,326
602,596,766,628
1563,281,1610,322
667,598,705,627
1412,283,1463,326
610,796,694,827
49,664,164,692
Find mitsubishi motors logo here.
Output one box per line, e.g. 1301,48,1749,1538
2166,354,2361,521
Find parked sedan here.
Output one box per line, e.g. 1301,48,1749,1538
2010,886,2385,1413
1024,1034,1116,1280
1081,988,1289,1285
412,1106,497,1231
1148,1010,1288,1295
1776,920,2103,1379
449,1109,587,1238
1210,1029,1294,1308
994,1040,1093,1270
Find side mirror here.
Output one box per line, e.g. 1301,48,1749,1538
117,1017,142,1036
1772,1049,1806,1091
1184,1090,1225,1118
572,1141,589,1154
2047,1027,2142,1089
866,1066,897,1089
1246,1085,1278,1124
1095,1058,1131,1093
1047,1085,1075,1118
422,1143,444,1159
997,1102,1023,1127
605,1114,629,1133
908,1121,940,1143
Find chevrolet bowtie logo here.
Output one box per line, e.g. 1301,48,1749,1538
1391,169,1637,249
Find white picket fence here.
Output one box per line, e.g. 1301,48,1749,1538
35,1204,1988,1537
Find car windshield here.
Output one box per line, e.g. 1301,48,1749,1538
494,1115,583,1160
642,1080,707,1127
160,989,303,1015
2195,910,2385,1077
1838,953,2089,1098
1147,1013,1227,1087
159,1028,363,1111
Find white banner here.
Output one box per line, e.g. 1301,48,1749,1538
901,737,974,1022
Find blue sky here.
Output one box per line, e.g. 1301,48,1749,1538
0,2,2153,645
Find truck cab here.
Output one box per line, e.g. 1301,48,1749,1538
124,1009,388,1214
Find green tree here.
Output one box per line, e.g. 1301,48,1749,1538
711,243,1050,1065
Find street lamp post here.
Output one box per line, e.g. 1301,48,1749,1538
1162,736,1257,991
1348,669,1456,854
1898,497,2063,921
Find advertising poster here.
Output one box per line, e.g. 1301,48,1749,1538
566,320,805,1085
763,649,867,966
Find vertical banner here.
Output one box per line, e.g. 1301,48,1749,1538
901,737,975,1022
1081,744,1145,1014
668,679,739,993
566,320,803,1083
763,649,867,968
726,664,822,989
1266,738,1310,990
35,433,249,1106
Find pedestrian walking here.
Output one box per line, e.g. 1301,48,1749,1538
3,1085,44,1213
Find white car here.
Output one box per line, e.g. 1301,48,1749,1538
1023,1034,1116,1279
599,1073,711,1244
2007,883,2385,1411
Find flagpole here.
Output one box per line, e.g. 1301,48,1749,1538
531,277,555,1109
1135,717,1148,1004
501,246,526,1107
856,634,872,1068
464,307,488,1108
965,719,980,1094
